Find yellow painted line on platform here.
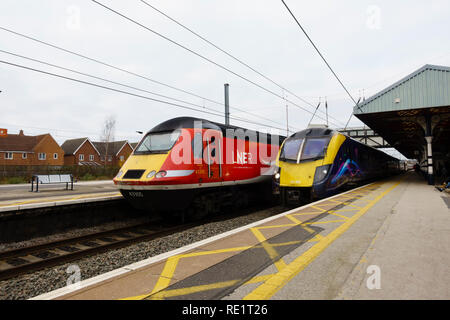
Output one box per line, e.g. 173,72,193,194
122,181,391,301
285,214,323,240
307,234,324,242
327,199,362,209
327,210,350,220
150,245,255,295
243,179,402,300
333,208,359,213
257,223,296,230
124,274,274,300
291,211,323,216
250,228,287,272
146,241,302,299
310,205,327,213
0,192,121,207
285,214,302,225
303,219,346,225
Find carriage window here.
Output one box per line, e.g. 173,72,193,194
210,136,216,158
280,138,303,162
135,130,180,154
301,138,329,161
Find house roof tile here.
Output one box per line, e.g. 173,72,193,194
0,133,47,152
92,141,129,156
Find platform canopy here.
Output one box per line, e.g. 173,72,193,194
353,64,450,164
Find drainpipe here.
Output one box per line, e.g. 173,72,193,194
425,115,434,185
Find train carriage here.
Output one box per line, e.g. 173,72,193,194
273,126,400,206
114,117,285,217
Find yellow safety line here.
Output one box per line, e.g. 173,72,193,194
257,223,297,230
243,180,402,300
123,274,274,300
0,192,121,207
303,219,346,225
307,234,324,242
333,208,359,213
150,256,181,295
326,210,350,220
123,180,399,301
291,211,324,216
310,205,328,213
284,214,302,225
335,201,363,209
145,241,301,299
250,228,287,272
285,214,324,240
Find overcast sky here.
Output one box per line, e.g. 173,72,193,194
1,0,449,159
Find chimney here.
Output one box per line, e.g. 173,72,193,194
19,130,24,136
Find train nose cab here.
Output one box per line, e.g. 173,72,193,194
274,128,337,205
113,126,223,211
114,130,181,184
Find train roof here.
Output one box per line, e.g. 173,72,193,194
289,127,335,139
148,116,286,143
287,127,399,161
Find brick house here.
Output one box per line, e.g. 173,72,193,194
0,130,64,166
92,141,134,167
61,138,102,166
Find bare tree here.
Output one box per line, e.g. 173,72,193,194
100,115,116,166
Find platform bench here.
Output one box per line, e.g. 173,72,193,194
31,174,74,192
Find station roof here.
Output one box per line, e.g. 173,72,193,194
353,64,450,160
354,64,450,115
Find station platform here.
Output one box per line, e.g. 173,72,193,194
0,180,121,213
32,172,450,300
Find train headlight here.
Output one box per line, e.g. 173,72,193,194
155,170,167,178
314,165,331,183
146,170,156,178
273,167,281,182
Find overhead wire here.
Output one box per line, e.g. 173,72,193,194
280,0,359,129
0,59,291,132
0,48,294,131
138,0,341,125
90,0,344,127
280,0,358,107
0,26,299,131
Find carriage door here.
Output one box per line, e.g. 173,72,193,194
206,133,222,181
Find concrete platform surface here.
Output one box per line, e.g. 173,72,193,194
0,180,120,212
31,172,450,300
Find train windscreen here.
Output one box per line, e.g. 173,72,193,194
135,130,180,154
301,138,329,161
279,138,303,162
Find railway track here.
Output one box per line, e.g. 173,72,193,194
0,202,283,282
0,221,198,281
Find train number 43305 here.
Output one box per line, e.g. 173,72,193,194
129,191,144,197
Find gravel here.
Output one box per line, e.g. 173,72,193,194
0,216,155,252
0,206,284,300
